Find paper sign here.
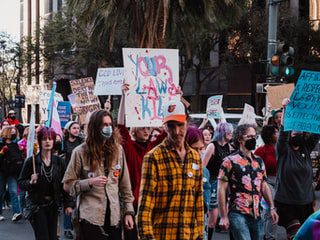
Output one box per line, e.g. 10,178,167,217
94,68,124,95
206,95,223,119
39,91,63,121
284,70,320,134
267,83,295,109
67,93,78,107
238,103,257,126
57,101,72,128
122,48,180,127
69,77,101,124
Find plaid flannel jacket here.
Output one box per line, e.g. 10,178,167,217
138,139,204,240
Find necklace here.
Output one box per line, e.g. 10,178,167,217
41,161,53,182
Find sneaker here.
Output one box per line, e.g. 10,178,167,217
0,215,5,221
12,213,22,222
64,230,74,239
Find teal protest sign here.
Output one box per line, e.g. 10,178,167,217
284,70,320,133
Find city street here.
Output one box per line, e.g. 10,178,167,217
1,191,320,240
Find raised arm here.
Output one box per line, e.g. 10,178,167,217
198,117,209,129
117,83,129,125
276,98,290,155
202,142,215,167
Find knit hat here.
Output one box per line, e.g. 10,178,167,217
64,121,77,131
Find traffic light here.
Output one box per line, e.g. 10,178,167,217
279,44,294,77
270,54,280,76
270,43,294,78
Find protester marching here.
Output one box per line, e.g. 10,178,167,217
0,47,319,240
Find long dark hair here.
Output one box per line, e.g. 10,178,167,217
85,110,121,171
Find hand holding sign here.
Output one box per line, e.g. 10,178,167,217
282,98,290,108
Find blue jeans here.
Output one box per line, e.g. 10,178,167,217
229,212,263,240
209,179,218,210
0,173,21,214
63,213,72,230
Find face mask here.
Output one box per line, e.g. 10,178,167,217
290,135,304,147
101,126,113,139
244,138,256,151
11,134,17,141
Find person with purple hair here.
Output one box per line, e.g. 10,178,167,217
202,122,234,239
18,127,74,240
294,210,320,240
185,125,211,239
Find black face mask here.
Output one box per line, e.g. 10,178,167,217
290,135,304,147
54,141,62,152
11,134,17,141
9,116,15,120
244,138,256,151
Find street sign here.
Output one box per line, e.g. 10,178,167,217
15,95,25,108
256,83,284,93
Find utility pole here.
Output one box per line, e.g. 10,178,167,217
266,0,283,81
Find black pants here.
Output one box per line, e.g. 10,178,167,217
30,204,59,240
80,202,121,240
81,221,122,240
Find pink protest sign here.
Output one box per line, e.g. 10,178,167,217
122,48,180,127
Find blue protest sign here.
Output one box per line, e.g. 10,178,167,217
57,101,72,128
284,70,320,134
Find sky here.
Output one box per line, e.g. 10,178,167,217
0,0,20,41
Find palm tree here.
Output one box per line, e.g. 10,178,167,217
67,0,248,53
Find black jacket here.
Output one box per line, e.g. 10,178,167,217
18,153,74,209
0,142,24,176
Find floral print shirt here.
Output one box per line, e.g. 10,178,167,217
218,151,267,218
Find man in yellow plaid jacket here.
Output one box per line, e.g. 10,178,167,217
138,99,204,240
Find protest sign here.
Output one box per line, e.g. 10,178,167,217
39,91,63,121
94,68,124,95
57,101,72,128
67,93,78,107
284,70,320,134
122,48,180,127
69,77,101,123
206,95,224,119
267,83,295,109
238,103,257,126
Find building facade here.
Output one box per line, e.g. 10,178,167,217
20,0,64,123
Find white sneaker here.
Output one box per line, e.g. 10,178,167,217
0,215,5,221
12,213,22,222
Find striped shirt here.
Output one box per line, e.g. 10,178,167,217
138,139,204,240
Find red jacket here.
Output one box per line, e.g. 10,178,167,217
6,118,20,126
254,144,277,176
118,124,166,206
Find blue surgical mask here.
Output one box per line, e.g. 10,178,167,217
101,126,113,139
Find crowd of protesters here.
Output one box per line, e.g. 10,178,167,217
0,93,319,240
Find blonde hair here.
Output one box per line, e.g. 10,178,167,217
1,126,16,139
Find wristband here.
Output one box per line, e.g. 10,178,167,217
270,207,276,211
